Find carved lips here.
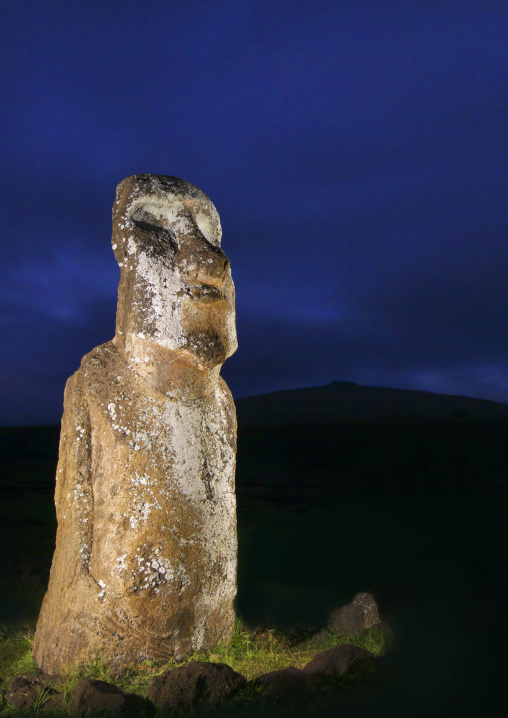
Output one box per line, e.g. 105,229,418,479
184,284,226,302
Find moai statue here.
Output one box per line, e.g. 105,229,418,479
32,175,238,676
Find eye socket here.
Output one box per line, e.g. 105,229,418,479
131,208,178,255
133,218,163,233
131,208,164,232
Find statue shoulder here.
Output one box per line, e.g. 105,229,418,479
62,341,122,405
217,375,235,408
78,340,122,382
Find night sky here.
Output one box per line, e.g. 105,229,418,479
2,0,508,427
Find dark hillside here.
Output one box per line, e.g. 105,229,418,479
0,424,60,489
236,417,508,502
235,380,508,425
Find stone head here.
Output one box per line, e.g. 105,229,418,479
112,174,237,369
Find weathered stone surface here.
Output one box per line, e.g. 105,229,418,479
347,656,381,675
329,603,366,637
254,666,311,699
302,644,375,677
352,591,380,627
146,661,246,713
68,679,154,716
5,676,62,714
330,591,380,637
32,175,239,676
5,676,41,713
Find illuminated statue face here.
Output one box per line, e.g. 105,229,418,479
112,175,237,369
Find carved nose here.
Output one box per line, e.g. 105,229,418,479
187,244,230,287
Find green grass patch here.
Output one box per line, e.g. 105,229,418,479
0,615,394,717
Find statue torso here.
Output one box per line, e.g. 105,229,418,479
79,341,237,608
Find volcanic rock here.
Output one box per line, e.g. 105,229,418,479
146,661,246,714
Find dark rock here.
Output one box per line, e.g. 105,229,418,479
347,653,395,680
311,628,328,643
68,678,154,716
367,615,395,636
40,692,66,713
5,675,61,713
254,666,311,699
352,591,380,626
6,676,38,712
284,626,315,647
330,603,366,637
330,591,380,637
346,656,379,674
303,644,375,677
146,661,246,714
347,654,398,689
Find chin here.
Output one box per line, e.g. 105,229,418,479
224,333,238,360
183,330,236,369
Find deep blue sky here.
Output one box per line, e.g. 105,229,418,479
2,0,508,426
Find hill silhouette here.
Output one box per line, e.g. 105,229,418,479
233,381,508,498
235,380,508,425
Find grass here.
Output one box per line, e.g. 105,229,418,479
0,614,395,716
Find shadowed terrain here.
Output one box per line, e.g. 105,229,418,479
0,380,506,716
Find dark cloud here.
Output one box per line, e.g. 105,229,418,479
2,0,508,425
0,296,117,426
